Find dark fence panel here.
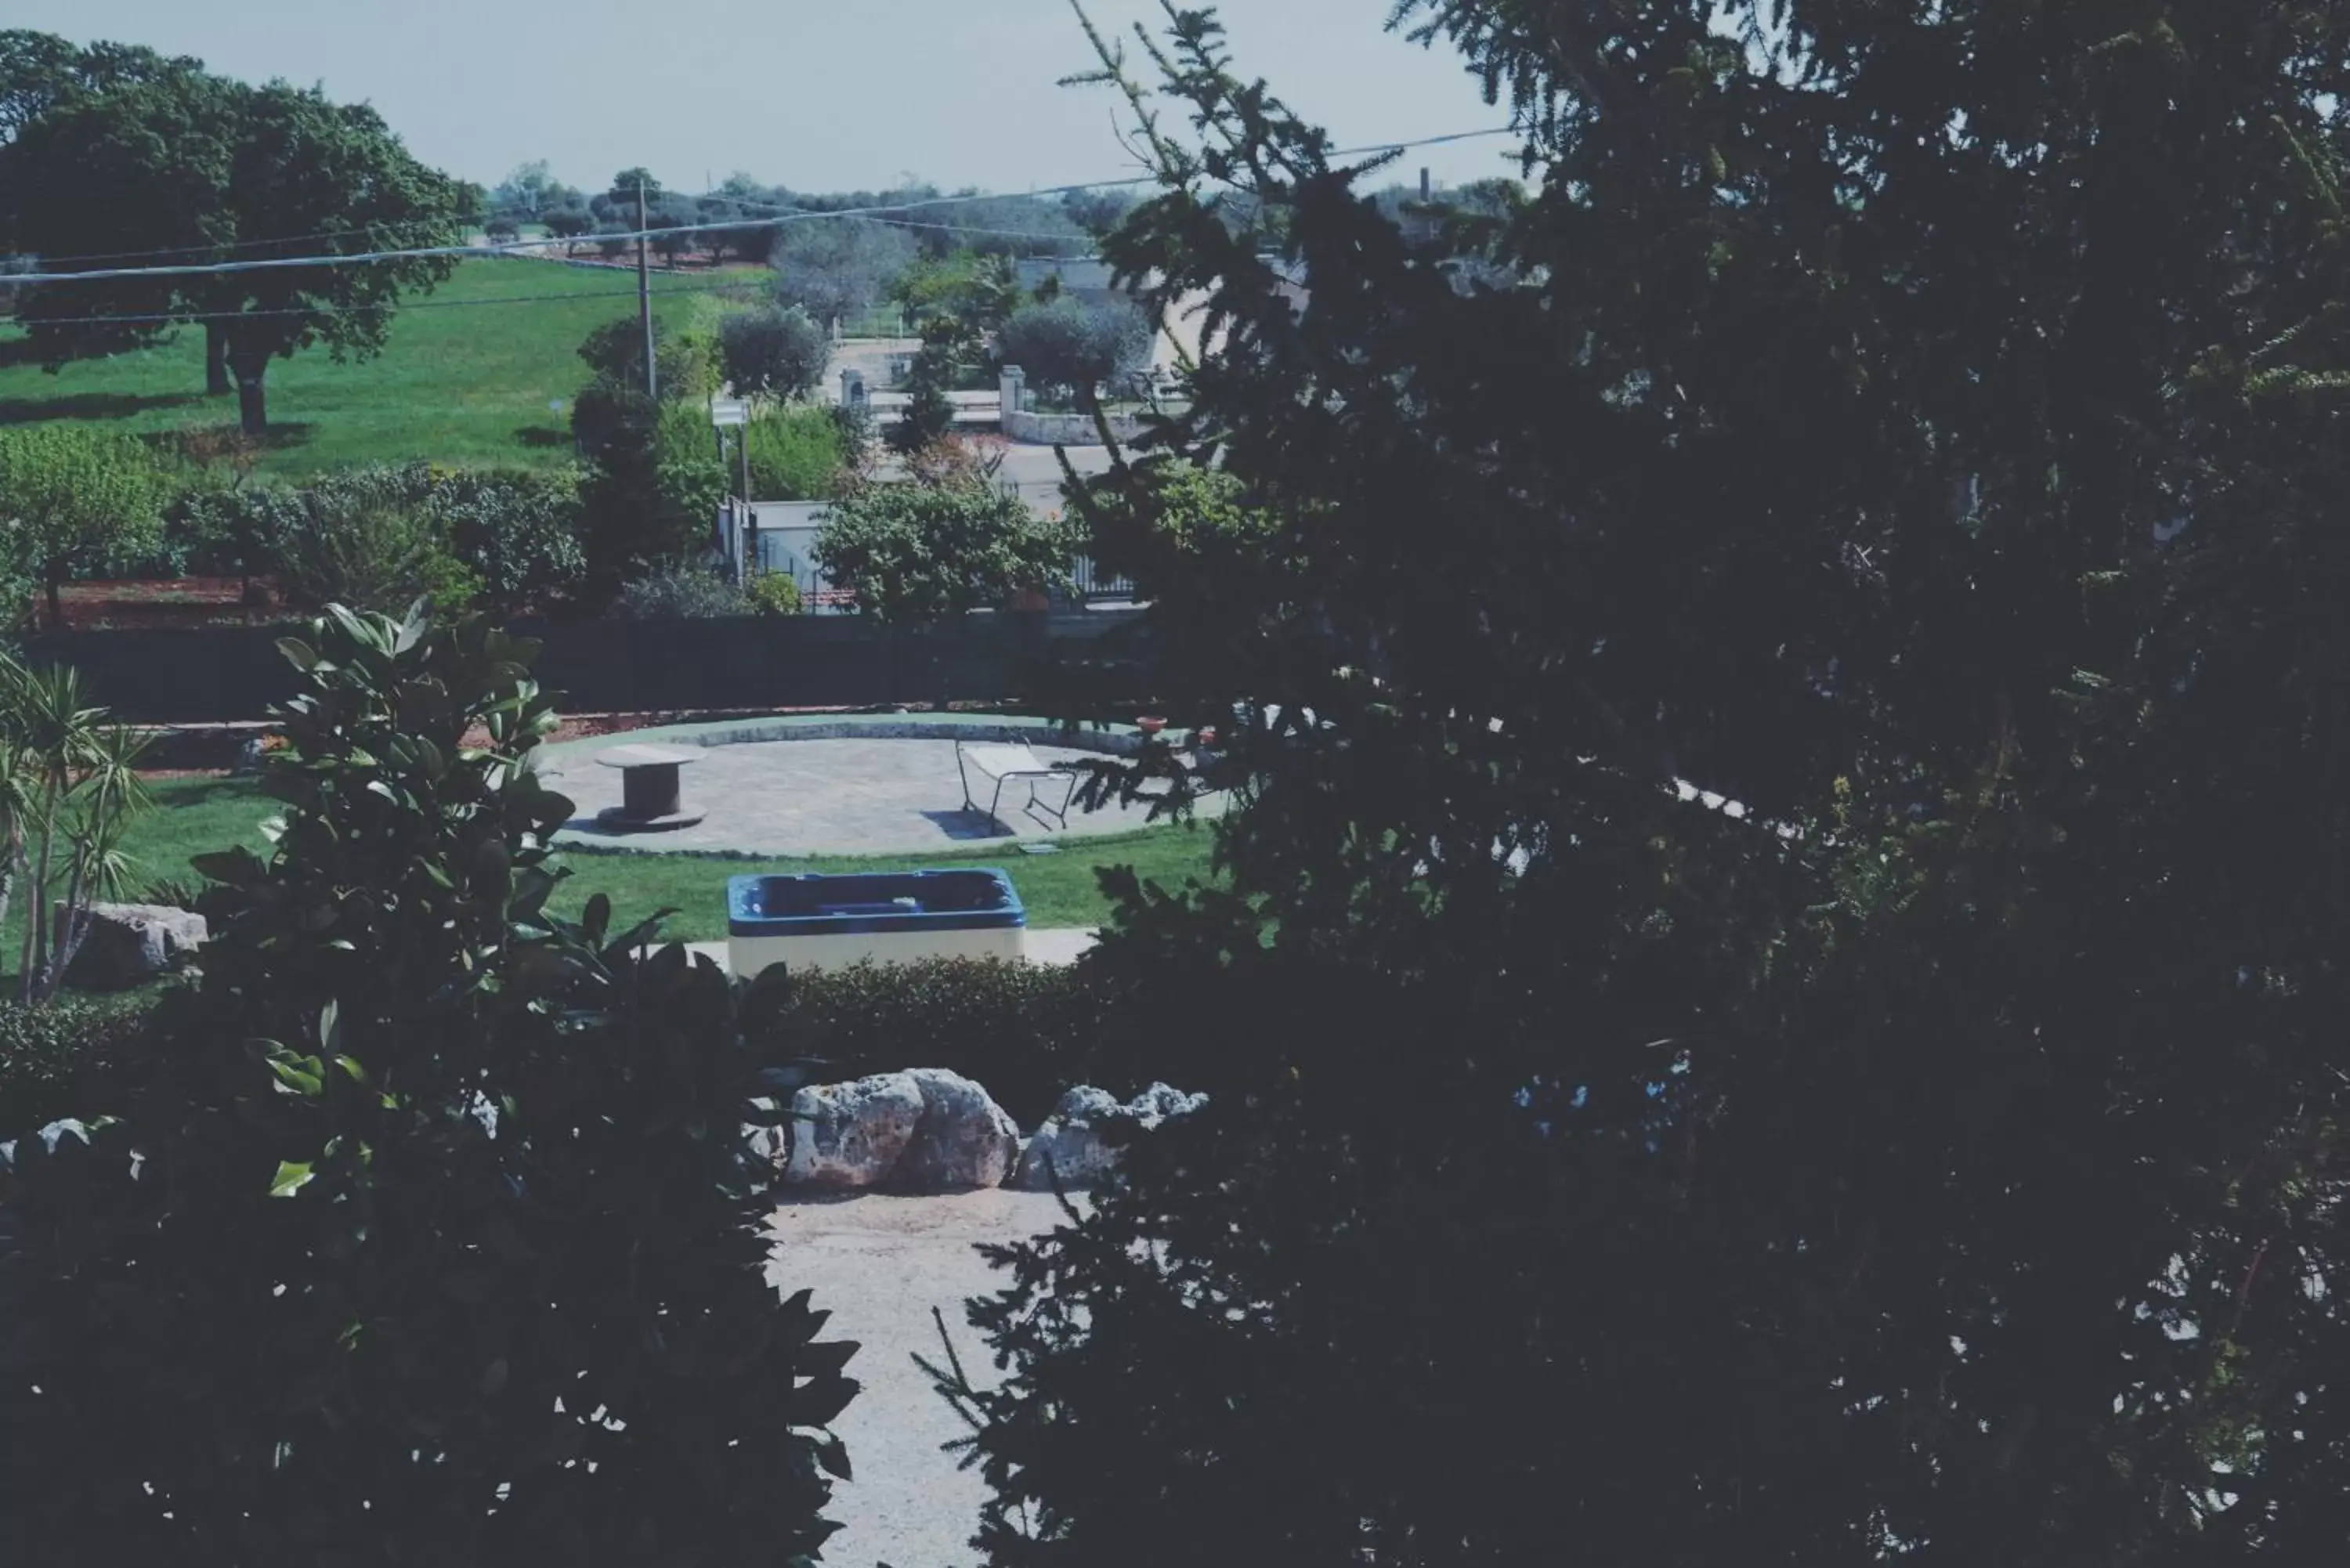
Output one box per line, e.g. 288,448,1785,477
20,610,1152,725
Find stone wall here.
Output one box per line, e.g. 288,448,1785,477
1002,406,1151,446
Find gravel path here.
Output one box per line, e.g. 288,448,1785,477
765,1191,1085,1568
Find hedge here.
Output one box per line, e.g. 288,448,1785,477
741,956,1138,1128
1,957,1141,1141
0,995,160,1138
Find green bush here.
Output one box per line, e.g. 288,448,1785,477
813,475,1079,627
0,603,858,1563
574,392,726,602
612,562,751,619
575,311,721,404
0,995,156,1137
743,403,846,500
746,570,803,616
273,492,479,618
156,465,583,619
743,957,1135,1127
428,467,587,619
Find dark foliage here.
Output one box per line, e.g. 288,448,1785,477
0,994,155,1138
573,386,722,603
0,603,858,1564
938,5,2350,1566
885,320,966,457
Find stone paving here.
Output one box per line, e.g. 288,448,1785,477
542,735,1206,857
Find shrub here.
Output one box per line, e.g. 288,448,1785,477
814,475,1079,627
829,401,879,470
746,570,803,616
743,403,846,500
741,957,1135,1128
613,561,751,619
0,995,156,1137
720,305,831,400
0,424,164,628
576,311,722,403
154,465,580,620
428,468,587,619
273,493,480,618
992,296,1155,406
574,392,727,602
0,603,859,1563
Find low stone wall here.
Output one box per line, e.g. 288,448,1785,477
1003,406,1151,445
539,713,1144,764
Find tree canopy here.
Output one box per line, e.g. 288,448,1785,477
0,67,475,429
771,216,920,329
993,295,1155,405
719,304,831,400
939,3,2350,1563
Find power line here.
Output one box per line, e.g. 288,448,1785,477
5,278,759,331
16,215,478,269
8,125,1520,288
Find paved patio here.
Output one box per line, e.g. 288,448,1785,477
542,736,1206,857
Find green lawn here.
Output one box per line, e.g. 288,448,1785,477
8,777,1219,964
0,258,757,479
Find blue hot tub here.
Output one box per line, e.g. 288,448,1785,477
726,868,1026,977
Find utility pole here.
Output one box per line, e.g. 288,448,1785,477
636,179,657,399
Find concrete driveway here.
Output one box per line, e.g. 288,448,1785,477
764,1190,1086,1568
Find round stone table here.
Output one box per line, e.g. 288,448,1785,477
593,742,707,832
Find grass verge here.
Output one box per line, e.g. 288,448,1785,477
0,258,758,479
2,776,1218,966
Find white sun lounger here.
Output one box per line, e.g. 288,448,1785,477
956,739,1078,833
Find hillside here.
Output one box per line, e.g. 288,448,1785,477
0,258,761,479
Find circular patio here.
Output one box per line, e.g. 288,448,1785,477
537,717,1218,858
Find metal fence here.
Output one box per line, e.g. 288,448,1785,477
27,609,1152,725
1071,557,1137,602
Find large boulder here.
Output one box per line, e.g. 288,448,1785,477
55,902,208,992
896,1068,1021,1190
1014,1082,1208,1192
781,1071,927,1190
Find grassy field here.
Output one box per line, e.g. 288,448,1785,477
0,258,761,479
0,776,1220,971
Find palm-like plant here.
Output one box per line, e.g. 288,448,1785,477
0,655,152,1003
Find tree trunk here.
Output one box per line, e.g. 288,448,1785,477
44,575,63,634
235,365,268,435
204,322,230,396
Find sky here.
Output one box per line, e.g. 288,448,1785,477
9,0,1521,199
